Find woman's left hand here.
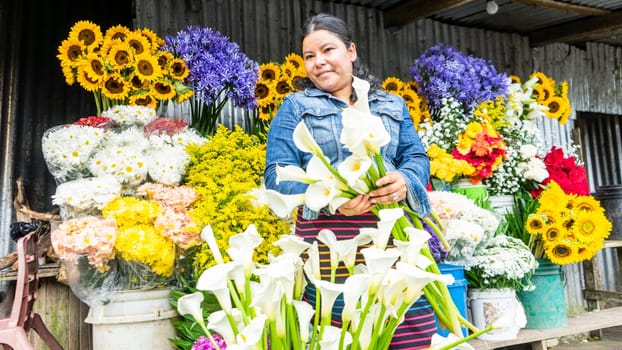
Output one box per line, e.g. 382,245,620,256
368,171,408,204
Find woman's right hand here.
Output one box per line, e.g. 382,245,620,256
337,194,375,216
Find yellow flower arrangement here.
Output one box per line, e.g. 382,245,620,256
427,144,475,183
528,71,572,125
525,181,612,264
381,76,431,130
184,126,291,271
57,20,192,115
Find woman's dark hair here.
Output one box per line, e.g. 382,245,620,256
295,12,382,97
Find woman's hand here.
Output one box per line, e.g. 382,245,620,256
337,194,375,216
368,171,407,204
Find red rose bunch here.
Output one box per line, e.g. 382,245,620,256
144,117,189,136
73,116,111,129
533,146,589,197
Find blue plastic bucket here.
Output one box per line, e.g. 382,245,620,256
517,259,568,329
435,263,468,336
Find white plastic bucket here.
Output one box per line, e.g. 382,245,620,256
85,288,178,350
468,288,525,341
489,194,515,216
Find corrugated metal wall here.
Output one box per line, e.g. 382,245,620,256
1,0,620,319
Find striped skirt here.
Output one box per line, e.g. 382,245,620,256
295,209,437,349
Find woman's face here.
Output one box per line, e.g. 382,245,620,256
302,29,356,102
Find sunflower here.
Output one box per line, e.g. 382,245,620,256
84,52,106,82
129,92,157,108
76,65,101,92
274,79,292,99
289,72,306,91
168,58,189,80
259,62,281,81
382,77,403,93
108,42,134,70
284,53,304,69
258,103,275,122
156,51,174,70
545,95,568,120
530,71,555,89
68,20,103,49
102,73,129,100
129,74,148,90
572,195,604,213
151,80,176,100
571,211,601,244
533,84,553,105
539,181,568,209
139,27,162,52
175,87,194,104
104,24,131,42
542,223,563,243
134,54,162,81
545,241,578,265
280,61,298,78
255,81,275,108
126,31,151,55
509,75,521,84
61,65,75,85
57,38,85,68
526,214,546,234
403,80,419,93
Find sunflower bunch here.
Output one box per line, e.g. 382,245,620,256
381,76,431,130
525,180,612,264
527,71,572,125
57,20,193,115
251,53,308,139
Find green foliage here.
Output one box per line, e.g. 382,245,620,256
496,189,539,245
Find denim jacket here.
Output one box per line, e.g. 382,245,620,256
264,86,431,219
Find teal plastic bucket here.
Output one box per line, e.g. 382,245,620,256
517,259,568,329
435,263,468,336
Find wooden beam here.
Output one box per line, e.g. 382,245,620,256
512,0,610,16
383,0,475,28
529,10,622,47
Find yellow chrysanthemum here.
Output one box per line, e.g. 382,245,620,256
545,241,579,265
134,53,162,81
259,62,281,81
104,24,131,42
115,224,175,277
102,73,130,100
284,53,304,69
526,214,546,234
129,92,158,108
57,38,85,68
68,20,103,49
103,196,162,226
126,31,151,55
151,80,176,100
76,65,102,92
168,58,189,80
107,42,134,70
382,77,404,93
83,52,106,81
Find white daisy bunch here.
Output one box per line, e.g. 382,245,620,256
145,129,208,185
102,105,157,127
418,98,470,150
465,235,537,291
428,191,500,262
41,124,107,182
88,128,150,188
52,175,121,220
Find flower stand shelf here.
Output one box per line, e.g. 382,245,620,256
469,306,622,349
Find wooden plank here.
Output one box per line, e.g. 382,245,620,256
529,10,622,47
511,0,610,16
469,307,622,349
382,0,475,28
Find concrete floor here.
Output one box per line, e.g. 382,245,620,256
553,326,622,350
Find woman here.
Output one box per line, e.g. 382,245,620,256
264,13,436,349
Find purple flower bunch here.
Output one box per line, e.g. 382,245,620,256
191,334,227,350
410,44,508,112
164,26,259,110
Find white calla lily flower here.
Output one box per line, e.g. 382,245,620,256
303,241,321,280
395,261,455,304
177,292,205,326
276,164,316,184
319,325,352,350
293,122,324,157
274,234,311,256
227,224,263,275
338,155,372,187
207,309,243,345
313,279,344,320
361,246,401,294
305,180,340,212
200,224,224,264
293,300,315,343
342,274,371,323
